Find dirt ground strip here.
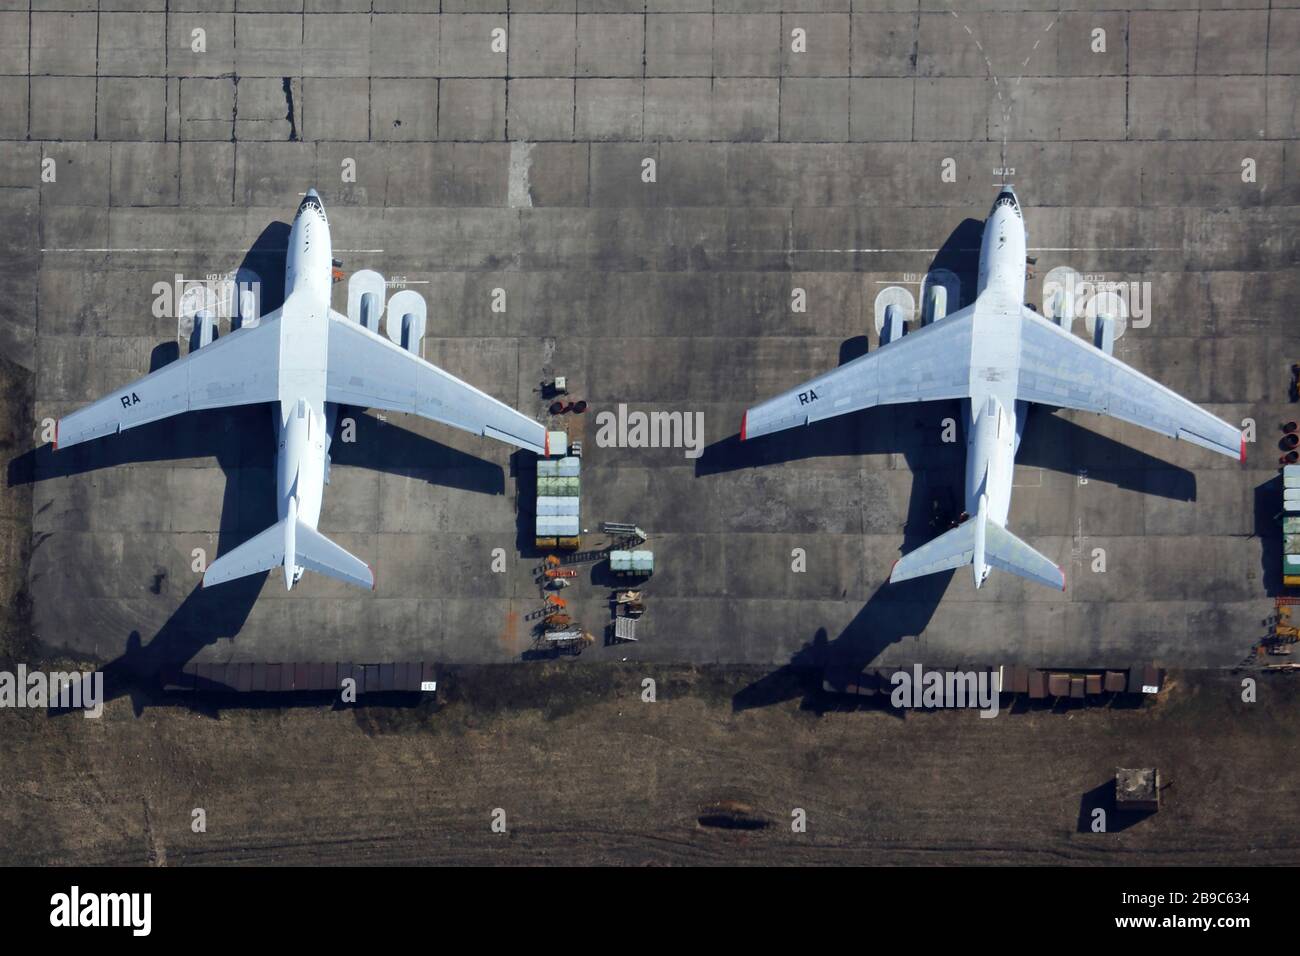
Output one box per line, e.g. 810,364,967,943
0,665,1295,866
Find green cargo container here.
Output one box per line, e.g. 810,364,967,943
540,477,577,496
1285,555,1300,574
609,550,653,576
1285,517,1300,534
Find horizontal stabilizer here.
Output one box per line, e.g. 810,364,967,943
203,520,285,588
889,521,977,583
204,517,374,591
983,520,1065,591
890,512,1064,591
294,522,374,590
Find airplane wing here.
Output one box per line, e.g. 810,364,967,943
324,310,547,455
742,305,976,440
1015,307,1244,461
56,313,283,450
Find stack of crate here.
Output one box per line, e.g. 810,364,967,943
1286,465,1300,586
536,432,581,551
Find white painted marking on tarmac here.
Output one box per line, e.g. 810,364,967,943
793,247,943,253
41,248,386,254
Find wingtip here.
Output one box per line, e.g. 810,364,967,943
740,411,748,442
52,419,59,451
1240,435,1247,463
1059,565,1066,592
543,429,550,457
368,564,376,592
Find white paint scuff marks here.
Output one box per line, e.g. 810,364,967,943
508,141,534,209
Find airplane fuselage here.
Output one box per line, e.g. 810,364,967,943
963,188,1029,585
273,190,335,587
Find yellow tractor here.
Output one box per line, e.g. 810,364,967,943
1265,598,1300,655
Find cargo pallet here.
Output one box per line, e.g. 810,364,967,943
536,453,581,551
1284,465,1299,586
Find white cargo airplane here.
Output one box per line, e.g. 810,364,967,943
54,189,548,591
741,186,1244,591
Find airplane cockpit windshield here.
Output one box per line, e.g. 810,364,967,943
298,195,326,220
991,194,1021,218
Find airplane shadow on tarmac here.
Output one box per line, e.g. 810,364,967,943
703,405,1202,714
693,219,1200,712
7,224,507,714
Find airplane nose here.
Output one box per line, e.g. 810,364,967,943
298,188,323,215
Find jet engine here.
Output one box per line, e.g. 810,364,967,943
386,289,426,355
347,269,386,334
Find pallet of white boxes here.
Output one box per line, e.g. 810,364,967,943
536,431,581,551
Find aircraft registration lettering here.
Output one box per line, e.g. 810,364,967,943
119,392,142,408
798,389,819,406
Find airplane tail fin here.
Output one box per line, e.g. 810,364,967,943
204,502,374,592
889,498,1064,592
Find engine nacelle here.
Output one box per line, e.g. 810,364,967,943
196,309,217,349
1093,314,1116,356
386,289,426,355
925,283,947,324
882,304,905,345
347,269,386,334
232,266,262,328
1042,266,1079,336
921,269,958,325
1046,286,1073,335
